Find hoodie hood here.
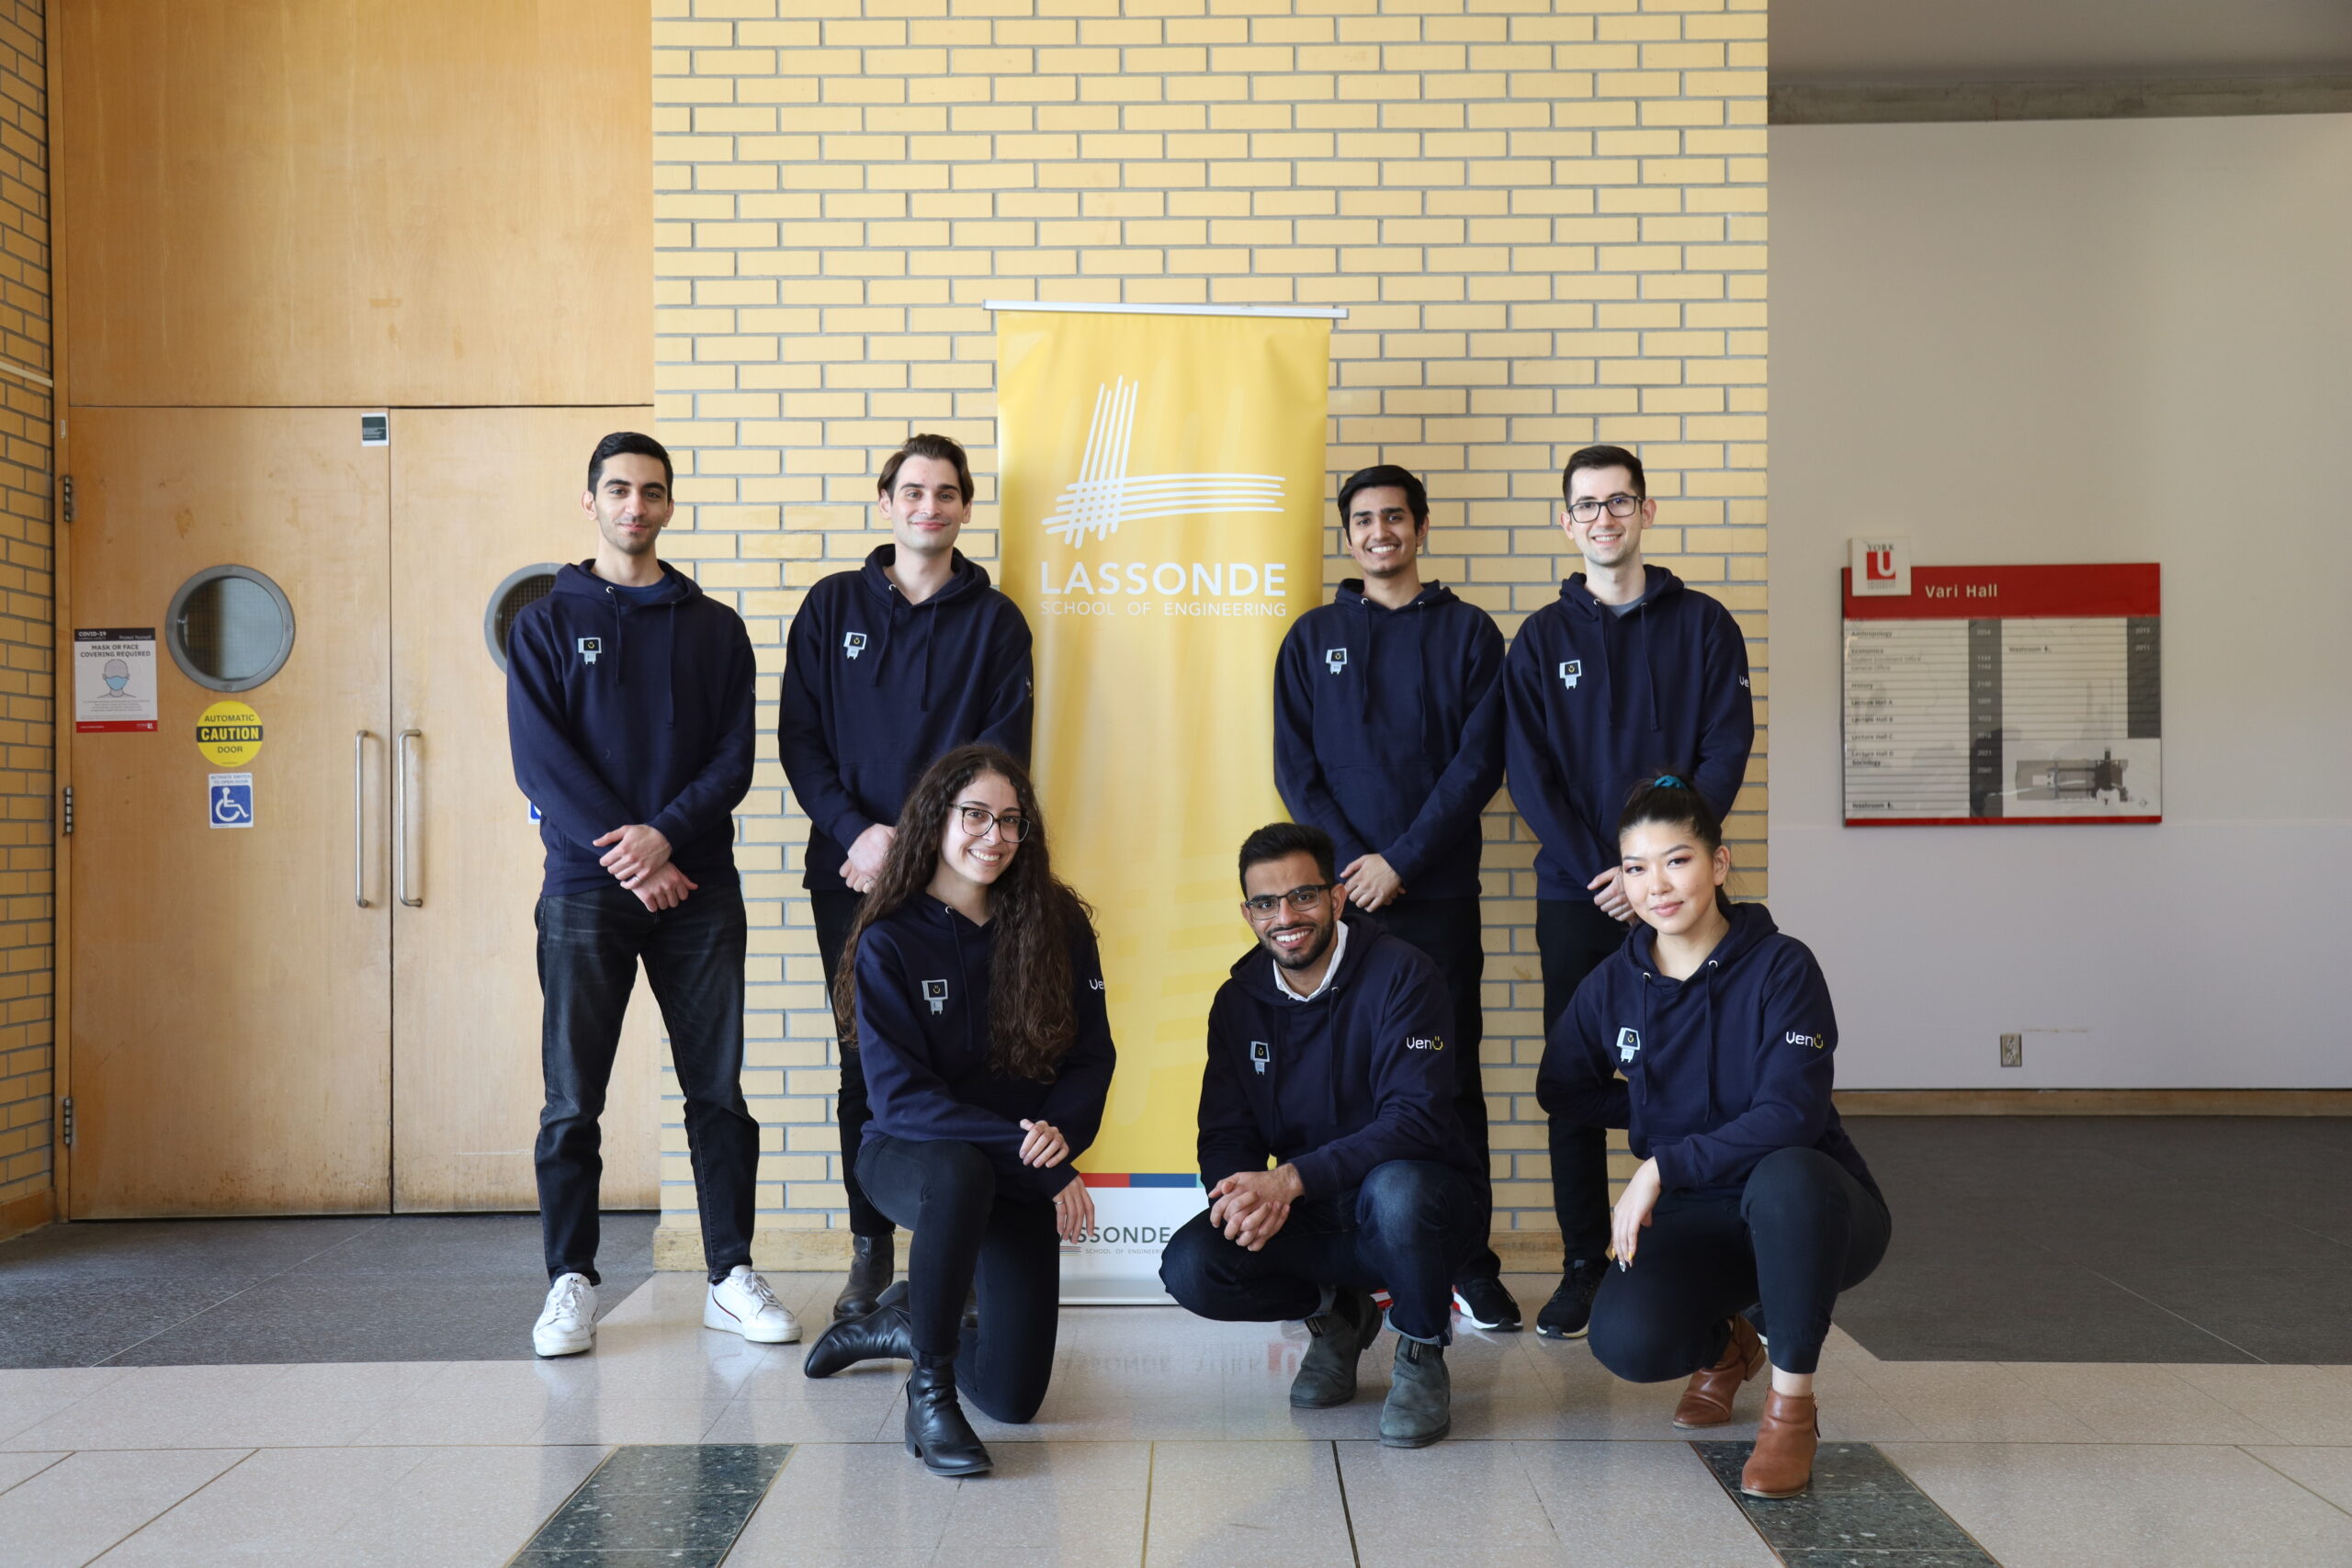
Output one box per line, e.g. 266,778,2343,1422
851,545,993,702
550,560,706,722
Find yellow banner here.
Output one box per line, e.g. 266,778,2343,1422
998,308,1329,1177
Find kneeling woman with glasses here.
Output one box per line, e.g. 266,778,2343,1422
801,744,1114,1476
1538,775,1889,1499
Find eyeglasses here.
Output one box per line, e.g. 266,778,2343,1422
956,804,1032,843
1241,883,1334,919
1566,494,1642,524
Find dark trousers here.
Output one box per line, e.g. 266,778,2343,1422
1588,1147,1892,1379
1369,897,1502,1287
811,888,891,1238
536,883,757,1286
1538,897,1632,1268
1159,1160,1482,1344
856,1134,1062,1424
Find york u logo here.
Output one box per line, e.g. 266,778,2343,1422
922,979,949,1015
1325,648,1348,675
576,637,602,666
1559,659,1582,691
1786,1031,1824,1050
1616,1026,1641,1064
843,631,868,660
1404,1034,1445,1052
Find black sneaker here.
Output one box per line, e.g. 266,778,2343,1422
1452,1275,1522,1332
1534,1260,1605,1340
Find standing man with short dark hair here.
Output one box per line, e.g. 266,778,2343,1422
780,433,1035,1322
1273,463,1516,1331
1504,444,1755,1340
509,431,797,1358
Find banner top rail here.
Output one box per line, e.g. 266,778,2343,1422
983,299,1348,321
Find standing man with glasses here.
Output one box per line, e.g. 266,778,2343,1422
1159,823,1487,1450
780,434,1035,1322
1503,444,1755,1340
1273,464,1516,1331
509,432,798,1358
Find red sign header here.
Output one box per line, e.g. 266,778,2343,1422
1842,562,2159,621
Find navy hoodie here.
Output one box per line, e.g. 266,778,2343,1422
1273,581,1505,902
507,562,756,898
1535,903,1878,1199
1198,910,1481,1203
853,895,1115,1202
779,547,1034,892
1503,565,1754,899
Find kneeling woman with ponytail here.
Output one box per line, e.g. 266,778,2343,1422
1537,776,1890,1498
801,744,1114,1477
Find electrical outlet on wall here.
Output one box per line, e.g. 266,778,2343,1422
1999,1033,2024,1068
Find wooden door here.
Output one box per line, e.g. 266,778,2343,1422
388,408,665,1211
68,409,393,1216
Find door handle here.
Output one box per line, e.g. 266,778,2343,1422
394,728,423,908
354,729,372,908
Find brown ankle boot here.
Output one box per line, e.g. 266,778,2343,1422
1740,1389,1819,1498
1672,1314,1766,1428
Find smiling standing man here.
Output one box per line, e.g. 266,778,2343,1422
1273,464,1514,1330
779,434,1035,1321
1504,443,1755,1341
508,432,798,1358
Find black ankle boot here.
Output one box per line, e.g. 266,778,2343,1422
904,1353,991,1477
802,1281,910,1379
833,1234,895,1321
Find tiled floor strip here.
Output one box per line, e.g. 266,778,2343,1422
507,1443,792,1568
1692,1441,2002,1567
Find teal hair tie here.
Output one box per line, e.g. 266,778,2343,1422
1654,773,1684,788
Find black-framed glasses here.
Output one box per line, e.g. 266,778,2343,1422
1241,883,1334,918
955,803,1032,843
1566,494,1642,524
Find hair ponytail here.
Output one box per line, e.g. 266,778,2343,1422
1618,773,1734,916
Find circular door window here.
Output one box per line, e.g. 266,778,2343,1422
165,566,297,693
486,564,562,671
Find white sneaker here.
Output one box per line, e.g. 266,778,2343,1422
706,1265,801,1344
533,1272,597,1358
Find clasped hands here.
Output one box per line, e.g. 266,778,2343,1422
594,823,695,911
1207,1165,1306,1252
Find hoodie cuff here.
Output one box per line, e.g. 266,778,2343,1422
1648,1140,1690,1192
1288,1149,1340,1199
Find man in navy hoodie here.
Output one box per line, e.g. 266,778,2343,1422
1159,823,1486,1450
1503,444,1755,1340
1273,463,1515,1331
778,433,1034,1320
508,432,798,1359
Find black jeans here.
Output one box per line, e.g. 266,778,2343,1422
855,1134,1062,1424
811,888,892,1239
1588,1147,1892,1379
1159,1160,1483,1345
1368,897,1502,1287
536,883,758,1286
1538,897,1632,1269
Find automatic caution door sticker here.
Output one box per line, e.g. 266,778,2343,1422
196,700,265,767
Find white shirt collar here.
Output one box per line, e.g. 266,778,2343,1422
1272,918,1349,1003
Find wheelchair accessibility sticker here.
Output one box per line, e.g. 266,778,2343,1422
208,773,254,830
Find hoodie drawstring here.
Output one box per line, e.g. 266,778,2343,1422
665,603,679,729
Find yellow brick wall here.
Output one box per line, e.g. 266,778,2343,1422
651,0,1767,1253
0,0,49,1212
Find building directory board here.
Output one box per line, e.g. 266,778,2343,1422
1843,564,2160,826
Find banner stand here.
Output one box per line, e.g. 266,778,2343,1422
987,300,1344,1304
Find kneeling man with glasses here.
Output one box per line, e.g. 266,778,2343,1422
1159,822,1488,1448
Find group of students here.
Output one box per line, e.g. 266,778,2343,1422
506,429,1891,1502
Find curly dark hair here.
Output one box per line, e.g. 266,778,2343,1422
831,745,1095,1082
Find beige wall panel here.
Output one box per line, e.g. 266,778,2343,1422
68,407,393,1217
61,0,651,408
389,406,663,1211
